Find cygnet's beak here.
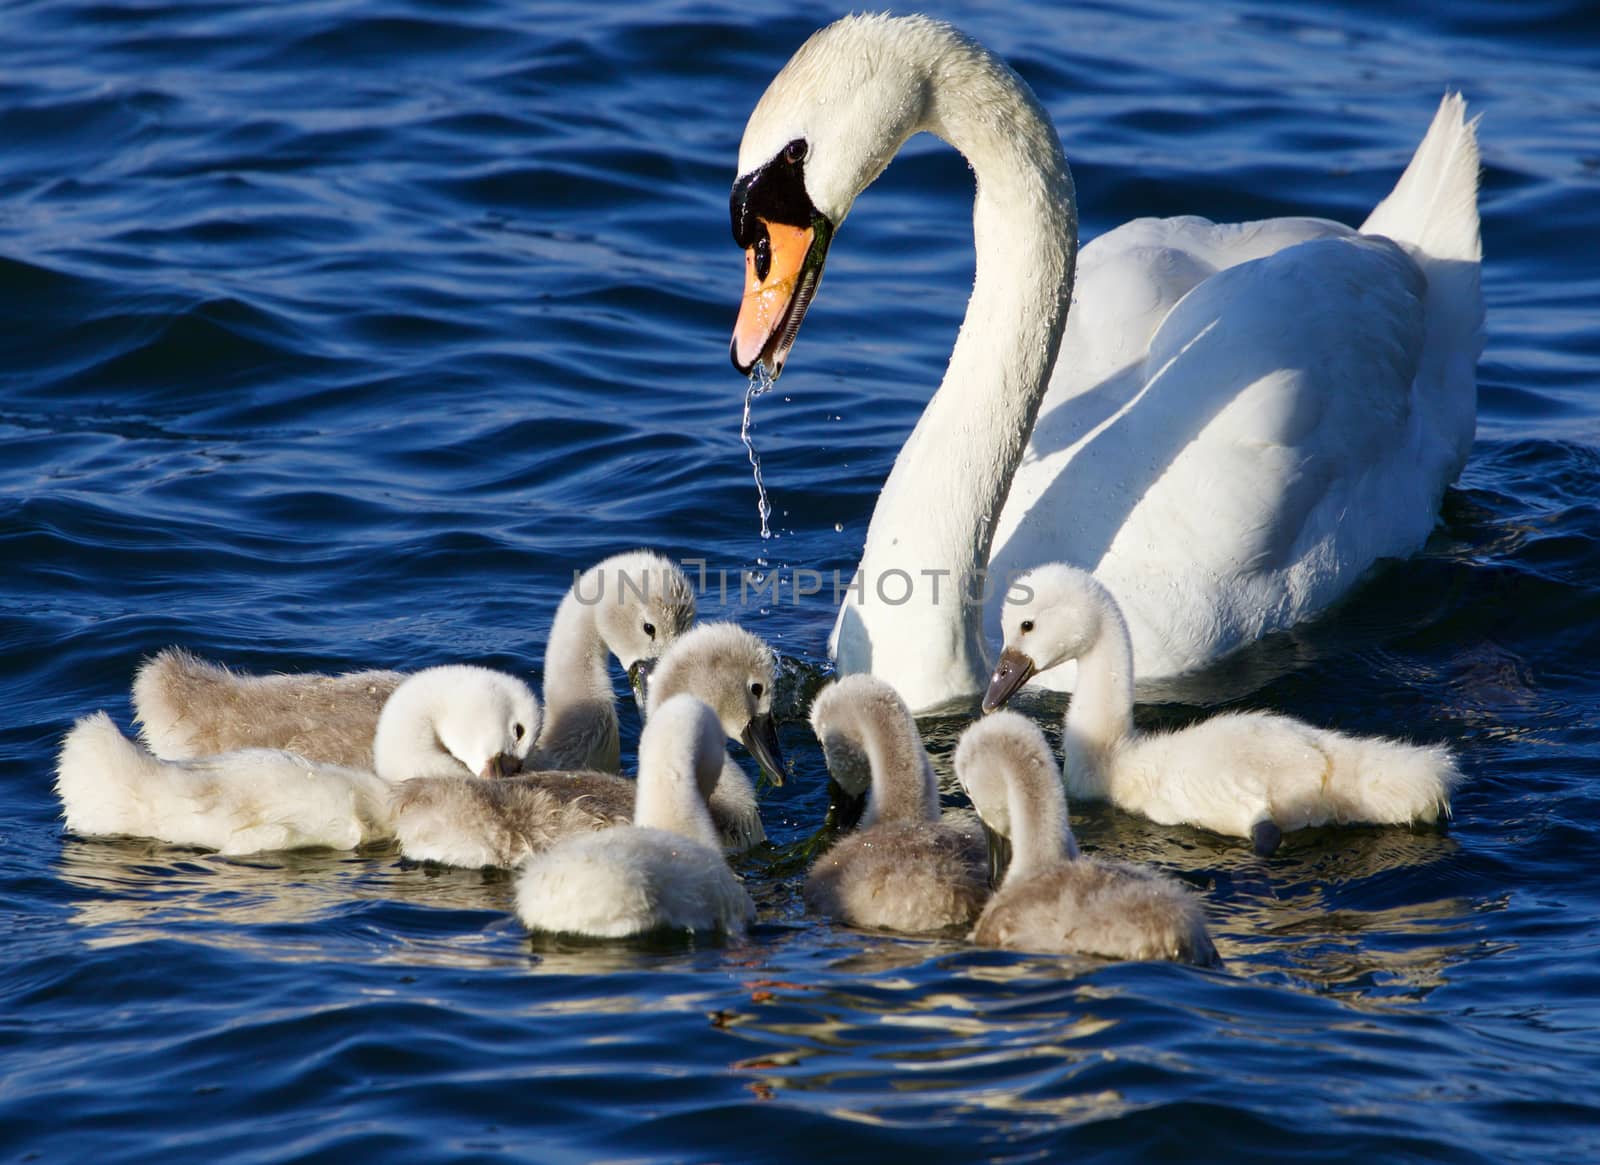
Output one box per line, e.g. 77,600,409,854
824,777,867,832
982,646,1037,713
480,751,523,780
981,821,1014,890
627,659,654,716
740,711,786,786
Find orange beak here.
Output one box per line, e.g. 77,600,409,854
730,217,830,378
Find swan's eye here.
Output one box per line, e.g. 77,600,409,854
753,233,771,282
512,723,525,742
642,621,656,639
783,138,807,165
750,682,764,699
1020,620,1035,633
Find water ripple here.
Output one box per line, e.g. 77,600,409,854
2,0,1599,1161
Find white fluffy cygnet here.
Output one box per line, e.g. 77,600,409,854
956,713,1218,965
55,665,538,855
514,695,754,939
985,563,1464,856
644,621,784,852
131,549,695,774
527,548,697,771
390,621,785,867
803,675,988,933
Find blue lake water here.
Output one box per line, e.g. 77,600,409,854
3,1,1599,1161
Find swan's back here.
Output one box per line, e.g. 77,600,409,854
1055,214,1354,391
989,96,1481,689
133,647,401,767
973,856,1218,966
392,770,633,868
995,221,1432,681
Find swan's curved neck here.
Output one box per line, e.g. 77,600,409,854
855,711,939,828
373,685,464,782
1002,754,1071,884
834,47,1077,712
1061,598,1135,801
633,736,720,848
536,588,618,765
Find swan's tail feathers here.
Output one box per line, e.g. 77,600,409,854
1361,93,1481,265
55,711,167,840
1337,736,1464,827
1361,93,1484,480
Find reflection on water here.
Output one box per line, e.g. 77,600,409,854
705,944,1163,1130
34,759,1550,1162
702,925,1499,1137
57,837,527,970
4,0,1599,1153
56,802,1490,1003
1223,896,1490,1004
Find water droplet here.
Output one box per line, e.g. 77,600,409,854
834,522,843,533
741,364,777,540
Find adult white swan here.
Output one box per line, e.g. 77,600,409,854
729,14,1482,712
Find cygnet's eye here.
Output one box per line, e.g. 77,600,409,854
1020,620,1035,634
512,723,526,742
750,682,764,699
642,621,656,639
783,138,807,165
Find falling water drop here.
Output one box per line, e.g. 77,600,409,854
741,363,776,540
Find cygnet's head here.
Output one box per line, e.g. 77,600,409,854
983,563,1115,712
954,710,1073,885
809,673,931,830
730,15,1063,378
374,665,540,782
647,622,785,785
577,549,697,703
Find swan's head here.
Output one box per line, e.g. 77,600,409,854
730,14,970,376
647,622,786,785
637,693,727,809
578,550,697,709
954,710,1074,884
809,672,931,830
808,676,876,804
373,665,541,783
983,564,1112,712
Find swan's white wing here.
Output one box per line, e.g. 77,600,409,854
989,216,1433,686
